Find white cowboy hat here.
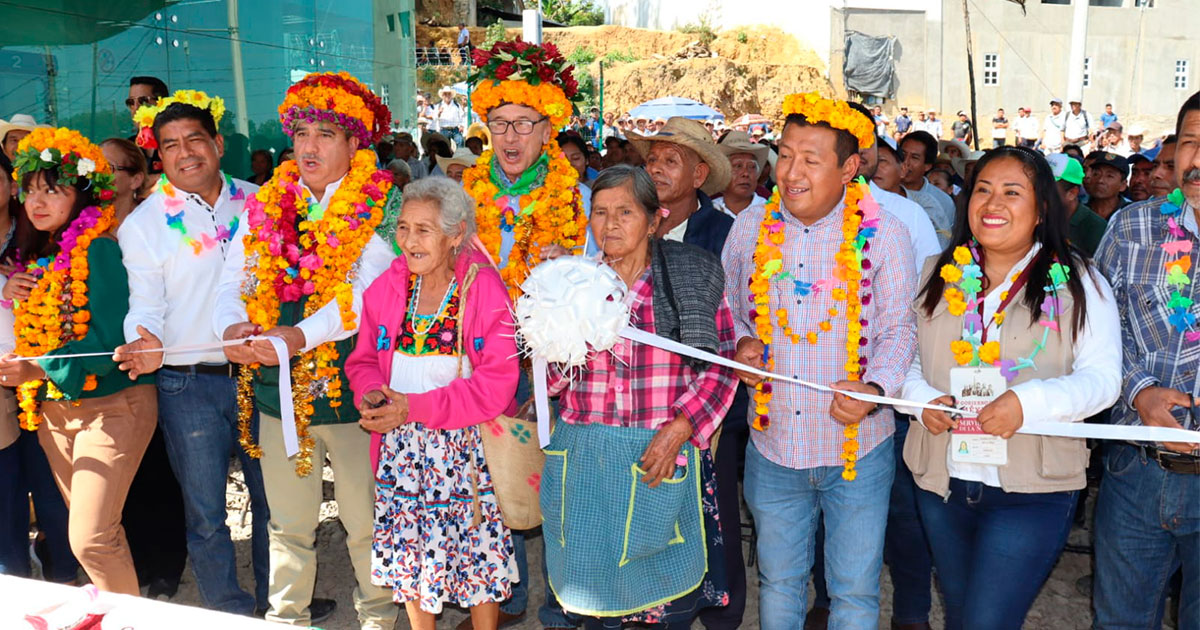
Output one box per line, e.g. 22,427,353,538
0,113,47,143
436,147,479,173
718,130,769,171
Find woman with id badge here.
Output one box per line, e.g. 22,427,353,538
897,147,1121,630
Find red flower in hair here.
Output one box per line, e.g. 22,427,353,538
136,126,158,150
496,61,516,80
537,64,555,82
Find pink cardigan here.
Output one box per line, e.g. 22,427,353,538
344,246,519,472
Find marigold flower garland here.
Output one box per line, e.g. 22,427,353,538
782,92,876,150
133,90,226,150
462,138,586,298
749,178,877,480
941,243,1070,382
236,149,393,475
12,206,112,429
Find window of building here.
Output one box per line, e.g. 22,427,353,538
1083,57,1092,88
1134,0,1155,7
1040,0,1070,5
1088,0,1123,6
1176,60,1190,90
983,53,998,86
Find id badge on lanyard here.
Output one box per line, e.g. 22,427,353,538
949,366,1008,465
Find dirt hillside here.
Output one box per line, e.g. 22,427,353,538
416,24,831,121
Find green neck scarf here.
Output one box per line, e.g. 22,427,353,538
488,152,550,199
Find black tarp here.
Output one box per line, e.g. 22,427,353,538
843,30,897,99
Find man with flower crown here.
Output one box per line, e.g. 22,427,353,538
456,38,590,629
723,93,917,629
112,90,272,616
212,72,398,630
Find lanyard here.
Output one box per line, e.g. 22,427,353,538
978,263,1035,344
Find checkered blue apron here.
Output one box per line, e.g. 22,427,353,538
541,421,706,617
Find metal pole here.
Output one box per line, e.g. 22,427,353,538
1066,0,1088,104
90,42,98,138
227,0,250,137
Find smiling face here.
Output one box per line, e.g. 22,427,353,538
775,123,859,223
590,180,658,261
291,119,358,194
488,103,550,181
968,157,1039,262
157,118,225,194
395,198,464,277
1178,110,1200,208
23,173,79,233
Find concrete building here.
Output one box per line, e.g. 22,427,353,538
600,0,1198,127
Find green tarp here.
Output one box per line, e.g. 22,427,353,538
0,0,168,46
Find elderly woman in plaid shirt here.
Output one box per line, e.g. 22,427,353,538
540,165,738,629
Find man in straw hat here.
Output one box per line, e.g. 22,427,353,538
436,146,477,182
456,37,590,629
434,85,466,148
0,114,47,161
213,71,399,630
629,116,733,256
724,92,917,629
715,129,769,217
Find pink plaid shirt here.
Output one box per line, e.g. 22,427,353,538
721,193,918,470
547,268,738,449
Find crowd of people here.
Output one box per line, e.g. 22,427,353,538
0,34,1197,630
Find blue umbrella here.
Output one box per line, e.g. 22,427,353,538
629,96,724,121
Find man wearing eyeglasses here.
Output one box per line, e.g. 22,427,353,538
127,76,169,176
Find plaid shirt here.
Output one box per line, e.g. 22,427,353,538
1095,196,1200,430
547,268,738,449
722,194,918,470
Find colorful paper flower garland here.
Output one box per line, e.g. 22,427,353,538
236,149,393,475
749,177,878,480
941,243,1070,382
154,173,242,255
1159,188,1200,342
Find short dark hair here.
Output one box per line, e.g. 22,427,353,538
1161,134,1178,147
557,132,588,156
152,102,218,144
782,113,858,166
130,76,168,98
590,164,660,220
901,130,938,165
1175,91,1200,138
251,148,272,162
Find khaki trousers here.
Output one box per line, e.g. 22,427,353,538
38,384,157,595
259,415,397,629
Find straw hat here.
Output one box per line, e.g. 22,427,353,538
466,122,491,149
437,147,479,173
0,114,47,142
421,131,449,154
938,138,971,160
718,130,769,171
628,117,732,195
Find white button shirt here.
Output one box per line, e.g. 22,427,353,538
119,174,258,366
212,175,395,352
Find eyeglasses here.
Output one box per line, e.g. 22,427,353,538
125,96,157,109
486,117,548,136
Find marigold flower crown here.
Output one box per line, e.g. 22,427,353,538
134,89,226,150
782,92,876,150
13,127,116,203
279,72,391,147
470,39,579,128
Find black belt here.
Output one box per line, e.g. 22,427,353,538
1141,444,1200,475
163,363,234,378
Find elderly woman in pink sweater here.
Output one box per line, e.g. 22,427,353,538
345,176,520,630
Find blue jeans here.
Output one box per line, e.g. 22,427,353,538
1094,443,1199,630
916,478,1077,630
157,368,270,613
811,418,933,625
745,436,894,630
0,430,77,581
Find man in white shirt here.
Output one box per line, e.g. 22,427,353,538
714,130,768,217
213,73,398,630
113,93,274,617
1064,99,1092,148
1041,98,1067,154
925,109,944,139
1015,106,1039,149
433,86,465,148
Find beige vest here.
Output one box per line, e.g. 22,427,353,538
905,260,1089,496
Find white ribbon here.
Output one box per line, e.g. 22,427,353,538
4,338,259,362
266,337,300,457
531,326,1200,449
